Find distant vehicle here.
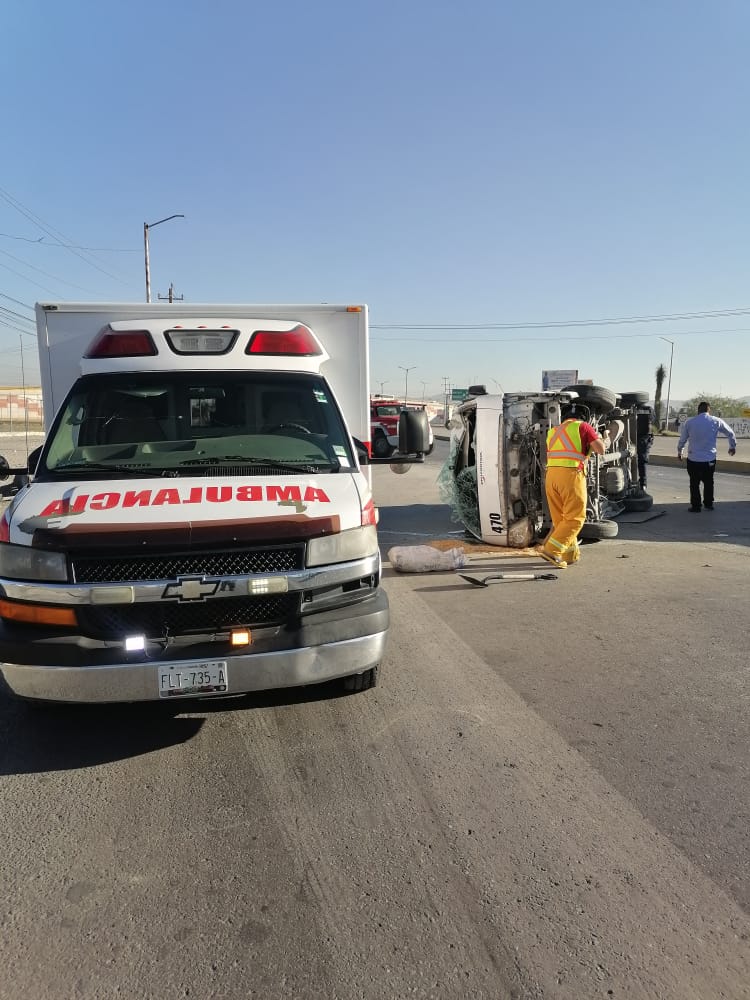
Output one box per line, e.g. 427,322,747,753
439,384,653,547
370,397,433,458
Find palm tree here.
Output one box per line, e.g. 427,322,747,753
654,363,666,429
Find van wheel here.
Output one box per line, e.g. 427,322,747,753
579,519,619,540
342,666,378,693
619,391,650,407
623,494,654,512
373,433,392,458
562,384,618,413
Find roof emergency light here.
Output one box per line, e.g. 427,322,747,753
85,326,157,359
165,329,237,354
246,324,322,357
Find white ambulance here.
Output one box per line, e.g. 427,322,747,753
0,303,428,704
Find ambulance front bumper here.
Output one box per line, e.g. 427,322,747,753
0,592,389,703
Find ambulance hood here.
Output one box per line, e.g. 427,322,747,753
7,474,369,550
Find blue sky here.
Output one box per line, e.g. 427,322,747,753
2,0,749,404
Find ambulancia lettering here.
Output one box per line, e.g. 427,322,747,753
37,484,332,518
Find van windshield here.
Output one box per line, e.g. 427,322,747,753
38,371,355,478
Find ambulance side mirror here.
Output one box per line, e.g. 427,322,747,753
398,408,430,455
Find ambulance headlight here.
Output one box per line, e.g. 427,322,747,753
306,526,378,567
0,543,69,582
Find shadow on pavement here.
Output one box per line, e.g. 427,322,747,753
0,679,353,776
613,500,750,547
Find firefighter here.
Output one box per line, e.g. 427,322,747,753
537,403,608,569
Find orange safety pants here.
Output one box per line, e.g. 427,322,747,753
543,465,587,559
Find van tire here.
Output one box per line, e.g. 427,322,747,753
579,519,619,540
623,494,654,512
373,432,393,458
562,384,618,413
619,391,650,407
342,666,378,693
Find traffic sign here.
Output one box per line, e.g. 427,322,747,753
451,388,468,401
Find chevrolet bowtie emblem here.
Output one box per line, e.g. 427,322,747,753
162,577,222,602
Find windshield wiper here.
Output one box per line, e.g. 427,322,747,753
49,462,162,477
178,456,335,473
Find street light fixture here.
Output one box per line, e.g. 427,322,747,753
659,337,674,430
144,214,184,303
398,366,416,408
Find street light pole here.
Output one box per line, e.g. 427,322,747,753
378,380,388,395
420,380,428,401
659,337,674,430
398,366,416,408
144,214,184,303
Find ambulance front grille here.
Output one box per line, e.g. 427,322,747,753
76,594,300,639
72,545,305,583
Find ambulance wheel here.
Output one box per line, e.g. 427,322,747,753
579,519,618,540
373,432,393,458
342,666,378,693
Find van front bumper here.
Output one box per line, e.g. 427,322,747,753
0,592,388,703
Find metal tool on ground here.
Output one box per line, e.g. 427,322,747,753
459,571,558,587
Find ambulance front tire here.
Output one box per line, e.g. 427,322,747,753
265,423,311,435
341,665,378,694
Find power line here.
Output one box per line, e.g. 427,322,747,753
0,247,99,293
0,292,34,312
0,304,34,325
371,306,750,332
0,259,64,296
371,325,750,345
0,231,139,252
0,185,134,286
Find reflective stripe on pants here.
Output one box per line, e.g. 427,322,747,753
544,465,587,557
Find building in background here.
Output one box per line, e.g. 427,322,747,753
0,386,44,428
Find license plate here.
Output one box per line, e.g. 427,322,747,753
159,661,228,698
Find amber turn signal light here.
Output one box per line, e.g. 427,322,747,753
0,599,77,627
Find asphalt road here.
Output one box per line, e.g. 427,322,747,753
1,441,749,999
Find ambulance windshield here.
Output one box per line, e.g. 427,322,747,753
38,371,355,478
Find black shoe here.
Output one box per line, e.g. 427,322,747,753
689,506,701,513
704,504,714,510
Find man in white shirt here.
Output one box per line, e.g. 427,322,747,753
677,402,737,511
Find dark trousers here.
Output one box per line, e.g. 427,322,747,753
686,458,716,508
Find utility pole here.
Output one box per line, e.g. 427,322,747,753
399,366,416,408
659,337,674,431
144,214,184,302
158,283,184,304
442,375,451,425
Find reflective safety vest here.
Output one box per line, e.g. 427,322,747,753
546,419,587,469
